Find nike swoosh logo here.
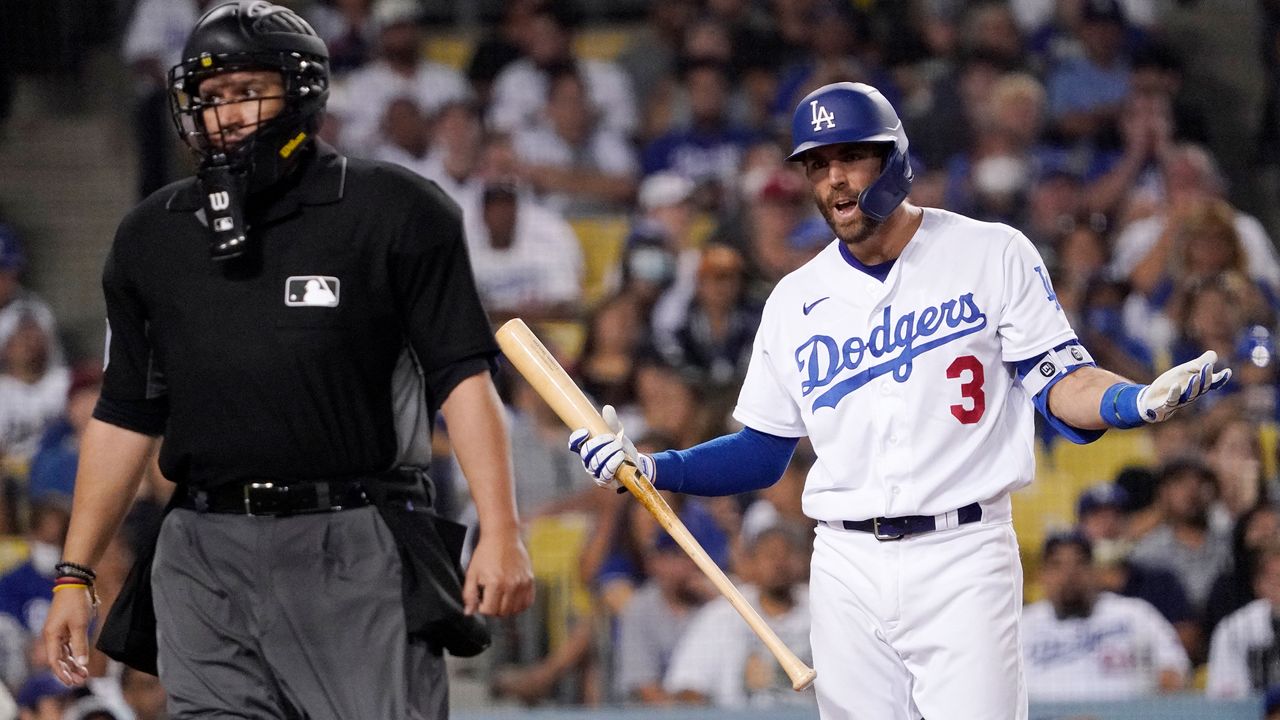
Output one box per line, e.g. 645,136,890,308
803,297,831,315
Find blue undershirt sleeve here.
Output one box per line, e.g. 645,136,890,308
649,427,799,496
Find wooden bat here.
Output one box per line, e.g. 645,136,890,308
496,318,817,692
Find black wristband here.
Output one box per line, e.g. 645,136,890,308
55,561,97,582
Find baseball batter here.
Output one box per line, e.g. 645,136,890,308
570,82,1231,719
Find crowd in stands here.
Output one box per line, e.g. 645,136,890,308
4,0,1280,715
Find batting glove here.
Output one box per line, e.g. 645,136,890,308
1140,350,1231,422
1103,351,1231,428
568,405,655,490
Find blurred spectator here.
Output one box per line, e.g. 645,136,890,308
615,0,698,117
121,0,205,198
1114,464,1164,539
502,373,593,518
466,0,541,109
641,58,758,214
1112,144,1280,293
0,611,27,690
1202,416,1268,534
656,244,761,389
961,2,1025,69
463,181,583,322
370,95,432,177
632,173,705,341
1166,274,1271,417
943,72,1051,223
1206,541,1280,698
613,530,716,704
740,444,814,545
411,100,485,206
28,365,102,502
770,3,897,130
1077,483,1201,661
1051,221,1106,318
488,3,637,137
1205,502,1280,635
1129,458,1232,611
512,63,639,215
0,500,69,635
0,316,71,468
1128,41,1208,145
327,0,471,156
1024,160,1088,250
713,166,810,308
1022,533,1188,701
633,359,711,449
663,525,813,708
577,294,650,414
1074,274,1154,383
302,0,375,75
1075,482,1129,544
613,233,678,314
1044,0,1134,144
0,225,63,367
1079,82,1172,218
15,672,76,720
1131,198,1274,318
0,682,12,720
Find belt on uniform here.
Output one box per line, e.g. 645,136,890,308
176,470,430,517
821,502,983,541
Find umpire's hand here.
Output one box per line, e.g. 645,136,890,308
464,532,534,617
43,586,95,686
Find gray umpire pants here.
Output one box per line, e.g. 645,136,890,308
152,506,448,719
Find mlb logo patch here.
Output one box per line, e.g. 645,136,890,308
285,276,340,307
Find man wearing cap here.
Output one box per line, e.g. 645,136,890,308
1075,481,1200,658
0,224,62,367
1022,533,1189,701
41,3,532,716
463,180,583,321
326,0,471,156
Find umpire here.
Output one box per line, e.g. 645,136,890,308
40,2,534,717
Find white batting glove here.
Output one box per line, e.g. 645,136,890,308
1138,350,1231,422
567,405,655,490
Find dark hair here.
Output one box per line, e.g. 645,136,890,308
1042,531,1093,563
1156,457,1216,487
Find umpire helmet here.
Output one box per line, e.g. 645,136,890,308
167,1,329,191
787,82,913,223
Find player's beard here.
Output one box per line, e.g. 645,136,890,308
815,190,881,246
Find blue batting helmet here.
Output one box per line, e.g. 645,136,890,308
787,82,913,223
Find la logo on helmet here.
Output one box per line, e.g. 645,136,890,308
810,100,836,131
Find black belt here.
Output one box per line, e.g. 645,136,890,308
825,502,983,541
176,471,430,517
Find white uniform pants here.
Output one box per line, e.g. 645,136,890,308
809,506,1026,720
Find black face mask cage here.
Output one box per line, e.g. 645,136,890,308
168,50,326,167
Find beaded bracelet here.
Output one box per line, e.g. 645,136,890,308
55,561,96,582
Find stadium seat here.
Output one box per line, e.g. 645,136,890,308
526,513,594,652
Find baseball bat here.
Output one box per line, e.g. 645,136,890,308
496,318,817,692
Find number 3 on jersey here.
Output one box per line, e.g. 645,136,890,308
947,355,985,424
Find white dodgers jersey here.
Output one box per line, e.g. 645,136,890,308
734,208,1076,521
1022,593,1190,701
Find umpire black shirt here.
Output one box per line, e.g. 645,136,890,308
94,141,497,488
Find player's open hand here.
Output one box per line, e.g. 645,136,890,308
1139,350,1231,422
568,405,654,490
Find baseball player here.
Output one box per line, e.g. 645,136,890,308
570,82,1231,720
